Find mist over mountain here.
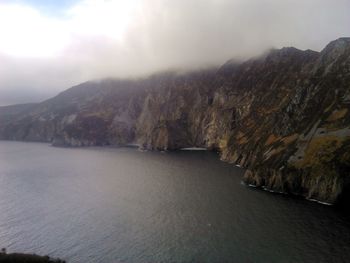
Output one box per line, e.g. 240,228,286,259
1,0,350,105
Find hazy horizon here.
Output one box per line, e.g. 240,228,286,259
1,0,350,106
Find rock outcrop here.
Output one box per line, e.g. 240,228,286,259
1,38,349,205
0,249,65,263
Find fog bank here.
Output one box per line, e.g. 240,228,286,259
1,0,350,105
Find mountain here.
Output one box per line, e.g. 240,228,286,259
1,38,349,205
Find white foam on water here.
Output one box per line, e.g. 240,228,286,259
243,181,333,206
241,181,257,188
307,198,333,206
180,147,207,151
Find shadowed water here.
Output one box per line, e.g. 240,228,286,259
0,141,349,263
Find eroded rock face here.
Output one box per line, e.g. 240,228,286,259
1,38,349,204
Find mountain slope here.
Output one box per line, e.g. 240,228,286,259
1,38,349,205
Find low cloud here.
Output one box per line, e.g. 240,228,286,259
1,0,350,105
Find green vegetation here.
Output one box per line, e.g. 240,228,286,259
295,136,344,168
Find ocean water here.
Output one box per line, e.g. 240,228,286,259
0,141,349,263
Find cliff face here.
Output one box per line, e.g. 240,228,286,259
1,38,349,204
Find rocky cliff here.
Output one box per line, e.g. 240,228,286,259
1,38,349,205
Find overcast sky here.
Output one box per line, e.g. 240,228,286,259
0,0,349,105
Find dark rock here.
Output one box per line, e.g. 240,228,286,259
0,251,65,263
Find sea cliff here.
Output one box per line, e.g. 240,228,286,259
1,38,349,205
